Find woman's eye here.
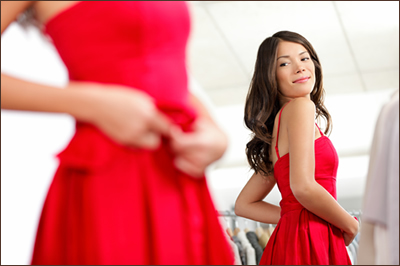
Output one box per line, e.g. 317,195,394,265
301,57,310,61
279,62,289,67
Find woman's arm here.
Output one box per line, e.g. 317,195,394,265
286,98,358,245
235,172,281,224
1,1,33,34
1,74,173,149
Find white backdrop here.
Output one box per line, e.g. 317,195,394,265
2,23,75,265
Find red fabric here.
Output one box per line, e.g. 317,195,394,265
31,2,233,265
259,103,351,265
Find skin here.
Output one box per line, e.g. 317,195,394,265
235,41,359,246
275,41,315,105
1,1,228,178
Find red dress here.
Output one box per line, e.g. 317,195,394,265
259,102,351,265
31,2,233,265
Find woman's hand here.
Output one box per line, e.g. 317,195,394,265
343,218,359,246
71,81,173,149
343,230,357,246
169,117,228,177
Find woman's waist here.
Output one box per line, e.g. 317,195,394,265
57,103,197,171
276,175,337,196
279,200,305,217
67,57,189,101
275,171,337,181
68,57,187,86
279,188,337,217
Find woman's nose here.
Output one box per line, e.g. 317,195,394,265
295,65,305,73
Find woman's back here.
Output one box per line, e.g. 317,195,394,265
270,98,324,168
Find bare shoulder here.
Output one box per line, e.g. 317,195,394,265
280,98,316,139
286,97,315,111
283,98,315,123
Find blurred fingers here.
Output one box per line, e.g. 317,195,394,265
169,126,201,153
174,157,204,178
133,110,171,149
135,132,161,149
149,111,173,137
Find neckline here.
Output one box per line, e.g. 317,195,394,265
273,135,327,170
43,1,85,28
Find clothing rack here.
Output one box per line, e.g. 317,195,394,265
218,209,362,218
218,210,276,231
348,210,362,218
218,210,237,217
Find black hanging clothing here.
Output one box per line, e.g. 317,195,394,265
246,231,263,264
232,235,246,265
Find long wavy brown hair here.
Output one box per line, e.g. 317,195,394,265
244,31,332,176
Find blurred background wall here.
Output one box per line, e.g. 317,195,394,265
1,1,398,264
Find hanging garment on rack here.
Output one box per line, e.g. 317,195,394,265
347,246,354,265
263,226,271,239
246,231,264,264
355,231,360,243
231,241,243,265
358,90,399,265
348,241,357,265
258,225,273,249
225,232,242,265
255,226,264,238
233,227,241,236
258,232,269,249
237,230,257,265
351,240,359,265
226,227,234,238
259,102,352,265
246,245,256,265
232,235,246,265
266,225,275,238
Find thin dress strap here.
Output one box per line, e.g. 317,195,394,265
275,101,291,159
315,123,324,136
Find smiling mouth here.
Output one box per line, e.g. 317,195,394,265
293,77,310,83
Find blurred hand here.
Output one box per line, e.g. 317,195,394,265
343,231,356,246
72,82,172,149
343,218,359,246
169,117,228,178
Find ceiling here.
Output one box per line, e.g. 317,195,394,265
186,1,399,107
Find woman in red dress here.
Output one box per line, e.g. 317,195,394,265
1,1,234,264
235,31,359,265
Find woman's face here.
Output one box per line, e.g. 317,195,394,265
275,41,315,102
